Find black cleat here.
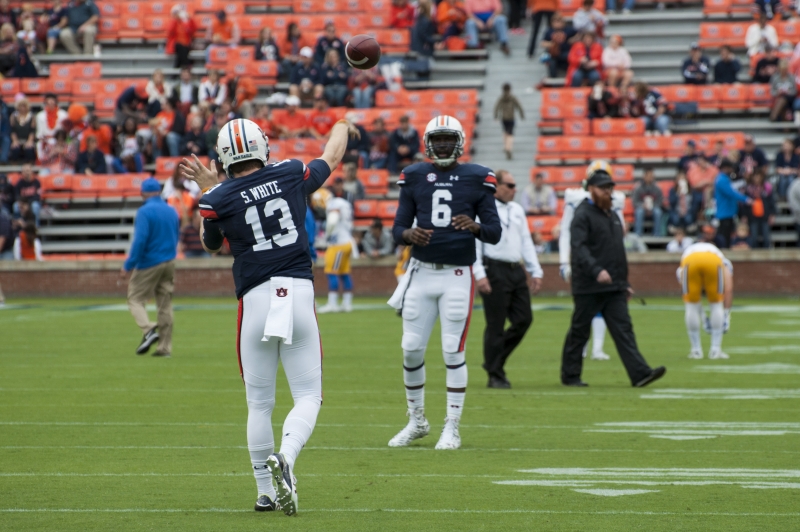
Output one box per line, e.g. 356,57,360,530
136,327,159,355
634,366,667,388
488,376,511,389
254,494,278,512
267,453,298,516
562,380,589,387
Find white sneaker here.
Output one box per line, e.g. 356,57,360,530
708,349,729,360
688,349,703,360
316,304,340,314
388,408,430,447
435,417,461,450
342,302,353,313
590,351,611,361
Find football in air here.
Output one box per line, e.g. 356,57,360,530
345,34,381,70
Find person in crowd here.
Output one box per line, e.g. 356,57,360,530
774,138,799,199
745,12,778,57
754,0,783,18
40,128,77,174
75,134,107,174
307,97,338,140
677,140,700,173
540,14,577,78
572,0,607,35
166,4,195,69
80,113,112,157
788,176,800,246
567,31,602,87
146,69,172,118
587,79,619,118
494,82,524,160
632,81,670,136
714,45,741,84
229,72,257,119
206,10,239,49
745,169,775,248
289,46,321,98
752,44,779,83
391,0,416,28
255,26,281,63
507,0,526,33
387,115,419,174
464,0,509,55
681,42,711,85
730,222,751,250
607,0,634,14
666,226,694,253
115,83,149,126
280,22,312,74
320,48,349,107
362,218,394,258
36,92,67,158
314,22,345,65
668,173,696,232
340,161,365,200
17,10,36,53
0,22,16,75
342,113,370,165
715,159,751,248
57,0,98,55
9,97,35,162
251,105,285,139
157,97,186,157
180,208,208,259
546,224,560,253
437,0,468,41
179,115,208,158
203,109,225,160
633,167,664,236
114,117,144,173
527,0,556,58
0,0,17,29
282,95,309,138
411,0,439,57
602,34,633,90
520,171,556,215
706,140,727,168
769,58,795,122
13,164,40,224
175,67,198,115
0,207,13,262
13,220,41,260
162,164,200,200
199,69,228,109
328,176,354,204
351,66,380,109
686,154,718,191
368,117,390,169
0,173,13,214
739,134,768,181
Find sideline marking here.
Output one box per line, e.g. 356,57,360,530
693,364,800,374
725,345,800,355
640,388,800,400
573,489,659,497
749,332,800,338
588,421,800,439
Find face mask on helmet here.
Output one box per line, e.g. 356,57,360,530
427,132,461,166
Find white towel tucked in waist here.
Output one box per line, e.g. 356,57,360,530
387,258,419,310
262,277,295,344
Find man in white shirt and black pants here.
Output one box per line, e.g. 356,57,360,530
474,170,543,389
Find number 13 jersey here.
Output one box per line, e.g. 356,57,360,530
392,162,502,266
199,158,331,299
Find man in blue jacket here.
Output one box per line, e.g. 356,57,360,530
714,159,751,248
121,178,180,357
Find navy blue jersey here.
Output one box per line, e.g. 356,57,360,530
199,158,331,299
392,162,502,266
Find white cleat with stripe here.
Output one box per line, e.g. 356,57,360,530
388,408,430,447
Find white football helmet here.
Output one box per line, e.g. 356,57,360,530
583,159,613,190
216,118,270,177
423,115,464,167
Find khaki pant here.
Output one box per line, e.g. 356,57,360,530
127,261,175,355
60,24,96,55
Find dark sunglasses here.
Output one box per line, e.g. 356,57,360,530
502,183,516,189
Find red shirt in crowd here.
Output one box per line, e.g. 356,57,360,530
390,2,416,28
307,108,338,136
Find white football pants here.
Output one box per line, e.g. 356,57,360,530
238,279,322,472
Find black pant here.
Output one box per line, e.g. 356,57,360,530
480,260,532,380
508,0,527,28
528,10,554,57
174,43,191,69
561,290,652,385
718,217,735,248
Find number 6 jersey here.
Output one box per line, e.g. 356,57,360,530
199,158,331,299
392,161,502,266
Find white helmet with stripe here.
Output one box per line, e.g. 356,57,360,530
216,118,270,177
423,115,465,167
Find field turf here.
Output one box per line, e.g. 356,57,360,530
1,296,799,531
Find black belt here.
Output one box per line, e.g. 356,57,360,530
484,257,522,269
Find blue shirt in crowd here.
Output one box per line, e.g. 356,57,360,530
124,196,180,271
714,171,749,220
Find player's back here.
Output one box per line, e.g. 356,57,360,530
200,159,314,298
395,161,498,265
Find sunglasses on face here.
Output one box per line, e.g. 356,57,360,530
502,183,516,189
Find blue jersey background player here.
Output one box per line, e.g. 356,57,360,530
387,115,501,450
181,117,360,516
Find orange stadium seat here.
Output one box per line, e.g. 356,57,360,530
536,137,567,163
696,84,722,111
779,19,800,40
40,174,73,202
657,85,697,104
49,78,71,96
354,199,379,218
749,83,771,107
96,174,148,199
156,157,210,178
719,83,749,110
74,62,102,79
95,1,120,17
703,0,731,14
699,23,725,47
71,174,99,201
591,118,644,136
97,17,120,43
563,119,590,136
377,200,398,220
358,169,389,195
49,63,74,81
144,16,171,38
0,78,19,98
196,0,221,12
119,14,145,40
20,78,46,95
527,215,560,238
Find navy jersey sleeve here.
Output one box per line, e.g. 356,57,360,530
475,170,501,244
392,177,416,245
198,182,225,220
302,158,333,195
202,218,224,251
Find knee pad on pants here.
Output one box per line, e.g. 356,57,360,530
403,351,425,387
709,302,724,330
245,384,276,414
402,332,425,352
444,351,467,388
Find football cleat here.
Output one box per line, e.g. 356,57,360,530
254,494,278,512
435,417,461,450
688,349,703,360
590,351,611,361
316,304,340,314
388,408,430,447
708,349,729,360
136,327,159,355
267,453,298,516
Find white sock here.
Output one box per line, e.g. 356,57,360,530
591,316,606,355
446,391,465,420
245,383,276,497
444,351,467,420
685,302,702,352
709,302,724,351
403,349,426,411
327,291,339,308
342,292,353,307
253,464,277,498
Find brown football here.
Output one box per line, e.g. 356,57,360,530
345,34,381,70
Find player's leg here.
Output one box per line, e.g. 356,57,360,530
318,247,342,313
682,261,704,359
339,243,354,312
127,266,159,354
723,267,733,333
435,268,474,450
562,293,601,385
389,269,439,447
494,266,533,380
239,286,280,511
707,264,728,359
590,315,611,360
270,280,323,515
601,291,655,386
152,262,175,356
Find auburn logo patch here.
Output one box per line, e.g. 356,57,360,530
455,269,463,276
276,288,288,297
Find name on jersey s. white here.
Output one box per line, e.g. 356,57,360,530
239,180,282,204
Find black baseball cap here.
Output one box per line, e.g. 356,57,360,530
586,171,614,188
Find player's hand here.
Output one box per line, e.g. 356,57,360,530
403,227,433,247
597,269,612,284
528,277,542,295
627,286,635,300
335,119,360,140
476,277,491,295
559,264,571,282
117,268,128,286
452,215,480,235
180,154,218,191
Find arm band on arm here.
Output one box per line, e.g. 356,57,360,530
202,219,225,251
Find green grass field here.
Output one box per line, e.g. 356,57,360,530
1,296,799,531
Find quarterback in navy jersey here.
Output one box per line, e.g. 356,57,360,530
387,115,501,451
181,117,360,516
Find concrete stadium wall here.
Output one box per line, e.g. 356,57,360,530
3,250,800,298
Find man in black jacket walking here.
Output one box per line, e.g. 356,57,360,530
561,162,666,387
